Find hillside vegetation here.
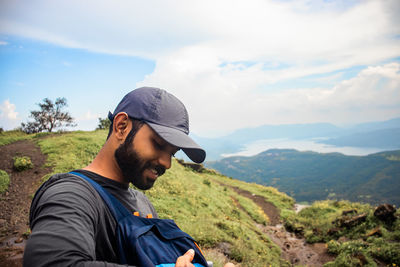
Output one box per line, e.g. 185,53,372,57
284,200,400,266
0,130,33,146
31,130,294,266
207,149,400,206
1,130,399,266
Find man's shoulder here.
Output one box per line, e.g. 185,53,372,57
29,172,110,227
31,172,102,212
40,172,97,196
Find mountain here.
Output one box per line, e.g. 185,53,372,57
206,149,400,206
350,117,400,133
193,117,400,160
191,123,342,161
320,128,400,148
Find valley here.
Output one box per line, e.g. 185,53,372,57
207,149,400,206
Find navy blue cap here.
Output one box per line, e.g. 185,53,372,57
108,87,206,163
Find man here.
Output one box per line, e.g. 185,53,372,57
23,87,234,267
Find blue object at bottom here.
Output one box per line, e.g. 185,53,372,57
157,264,206,267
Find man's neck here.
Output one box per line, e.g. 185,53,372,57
83,143,128,185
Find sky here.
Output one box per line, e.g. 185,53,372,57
0,0,399,137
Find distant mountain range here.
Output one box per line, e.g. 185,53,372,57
190,117,400,161
320,128,400,148
206,149,400,206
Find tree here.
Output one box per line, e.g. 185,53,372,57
21,97,76,133
96,117,111,130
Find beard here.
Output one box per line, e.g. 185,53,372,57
114,137,165,190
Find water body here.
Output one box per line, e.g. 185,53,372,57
221,138,387,158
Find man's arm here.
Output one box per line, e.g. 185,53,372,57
23,179,135,267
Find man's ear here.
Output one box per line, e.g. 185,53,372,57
112,112,131,141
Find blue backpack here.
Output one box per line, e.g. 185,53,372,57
70,172,208,267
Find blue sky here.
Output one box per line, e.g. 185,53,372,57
1,0,399,137
0,36,155,131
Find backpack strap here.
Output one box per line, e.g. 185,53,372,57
69,171,132,221
70,171,209,267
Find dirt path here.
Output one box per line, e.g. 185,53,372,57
0,140,52,267
224,184,334,266
229,186,281,226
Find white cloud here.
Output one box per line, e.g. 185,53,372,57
1,0,399,135
0,40,8,45
140,61,400,136
77,110,100,121
261,63,400,125
74,110,100,131
1,0,399,88
0,100,21,130
0,100,18,119
1,0,399,66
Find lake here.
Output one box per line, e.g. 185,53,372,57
221,138,388,158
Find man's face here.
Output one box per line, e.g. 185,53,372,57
115,123,178,189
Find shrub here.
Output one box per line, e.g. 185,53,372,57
0,169,10,193
13,156,34,171
326,240,341,254
301,200,400,266
203,179,211,186
325,240,377,266
369,237,400,265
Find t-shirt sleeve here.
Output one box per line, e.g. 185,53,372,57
23,179,137,267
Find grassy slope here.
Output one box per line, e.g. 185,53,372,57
147,162,285,266
2,130,400,266
30,130,292,266
0,130,33,146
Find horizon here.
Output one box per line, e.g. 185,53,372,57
1,0,400,138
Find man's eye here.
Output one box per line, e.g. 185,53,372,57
154,141,162,149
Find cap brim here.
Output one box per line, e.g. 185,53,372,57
146,122,206,163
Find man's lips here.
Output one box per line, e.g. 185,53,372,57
145,168,159,180
142,164,165,182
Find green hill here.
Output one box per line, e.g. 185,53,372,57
207,149,400,206
30,130,294,266
1,130,399,266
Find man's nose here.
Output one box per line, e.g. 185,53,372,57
158,150,172,169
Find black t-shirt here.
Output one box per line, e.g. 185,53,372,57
23,170,158,267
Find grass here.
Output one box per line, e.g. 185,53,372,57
14,129,400,266
0,130,33,146
284,200,374,243
284,200,400,266
146,161,286,266
36,130,107,180
0,169,10,193
30,129,291,266
205,171,295,214
234,193,269,225
0,129,66,146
